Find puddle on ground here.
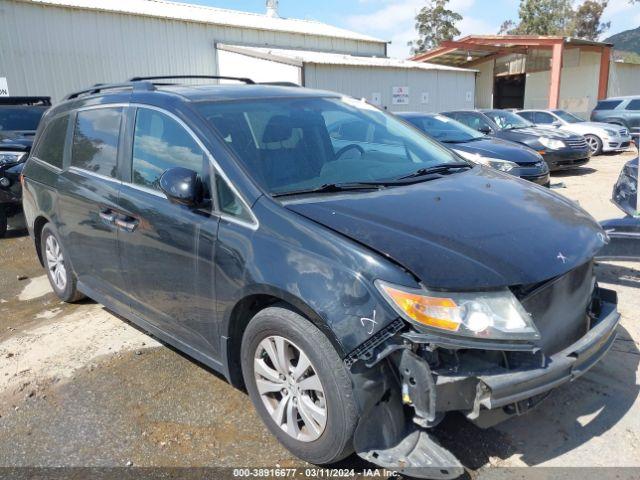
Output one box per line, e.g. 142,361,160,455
17,275,52,301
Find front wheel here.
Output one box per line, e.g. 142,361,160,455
584,134,603,156
241,306,358,465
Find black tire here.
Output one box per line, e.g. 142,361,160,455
0,210,6,238
241,306,358,465
40,223,85,302
584,134,603,156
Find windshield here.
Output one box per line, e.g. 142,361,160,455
0,107,46,131
484,110,532,130
405,114,485,143
553,110,584,123
198,97,465,196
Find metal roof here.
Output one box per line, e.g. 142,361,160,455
217,44,476,72
412,35,613,67
18,0,385,44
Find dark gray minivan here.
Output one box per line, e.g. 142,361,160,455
22,78,620,478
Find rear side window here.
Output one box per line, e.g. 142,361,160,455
517,111,535,122
457,113,493,131
132,108,204,190
594,100,623,111
31,115,69,169
71,108,122,178
534,112,556,124
626,99,640,111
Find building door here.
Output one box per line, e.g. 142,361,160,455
494,74,526,109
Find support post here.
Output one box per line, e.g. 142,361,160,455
598,46,612,100
548,41,564,109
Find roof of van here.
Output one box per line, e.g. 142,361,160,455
155,84,342,102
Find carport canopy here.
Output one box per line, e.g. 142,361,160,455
411,35,613,109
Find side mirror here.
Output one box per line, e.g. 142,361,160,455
159,167,201,207
478,126,492,134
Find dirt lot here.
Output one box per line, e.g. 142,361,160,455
0,151,638,477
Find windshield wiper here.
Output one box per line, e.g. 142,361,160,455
397,163,471,180
272,182,386,198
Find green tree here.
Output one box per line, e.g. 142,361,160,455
513,0,574,35
408,0,463,55
499,0,612,40
571,0,610,40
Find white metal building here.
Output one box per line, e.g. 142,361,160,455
0,0,476,112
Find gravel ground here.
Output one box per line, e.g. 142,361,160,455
0,151,638,477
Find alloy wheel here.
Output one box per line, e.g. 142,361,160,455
45,234,67,291
254,335,327,442
585,135,600,155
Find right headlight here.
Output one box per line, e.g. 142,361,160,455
0,151,27,166
454,150,518,172
376,281,540,341
539,137,565,150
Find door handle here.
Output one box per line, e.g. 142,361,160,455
115,216,139,232
99,209,117,223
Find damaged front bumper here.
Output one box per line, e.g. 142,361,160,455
347,287,620,478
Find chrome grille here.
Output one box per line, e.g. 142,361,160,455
566,137,588,149
620,128,629,136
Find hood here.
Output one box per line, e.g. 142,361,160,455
581,122,628,133
0,131,35,151
503,126,582,140
448,137,542,165
286,167,605,290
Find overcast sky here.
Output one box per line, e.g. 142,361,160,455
181,0,640,58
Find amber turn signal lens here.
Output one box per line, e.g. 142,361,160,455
380,284,461,331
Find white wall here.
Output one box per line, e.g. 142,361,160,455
524,50,601,116
609,62,640,97
474,59,494,109
304,64,476,113
217,50,301,84
0,0,384,101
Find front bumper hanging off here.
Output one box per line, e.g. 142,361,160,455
347,287,620,478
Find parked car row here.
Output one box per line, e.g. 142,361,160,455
0,96,51,237
19,76,622,477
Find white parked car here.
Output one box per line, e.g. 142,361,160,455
516,109,632,156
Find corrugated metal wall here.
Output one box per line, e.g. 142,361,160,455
0,0,385,101
303,64,476,113
608,62,640,98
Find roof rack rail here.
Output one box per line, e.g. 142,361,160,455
128,75,255,84
258,81,301,87
0,96,51,106
65,81,156,100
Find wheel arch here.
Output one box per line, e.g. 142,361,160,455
223,286,346,390
32,215,52,267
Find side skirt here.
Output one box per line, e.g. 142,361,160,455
77,281,230,381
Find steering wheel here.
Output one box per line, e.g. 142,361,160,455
334,144,365,161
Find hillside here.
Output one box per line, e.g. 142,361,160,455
605,25,640,54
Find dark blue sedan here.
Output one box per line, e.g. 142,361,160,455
397,112,550,186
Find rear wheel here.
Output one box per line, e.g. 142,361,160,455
241,306,358,465
41,224,85,302
584,134,603,156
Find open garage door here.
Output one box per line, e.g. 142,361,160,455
216,44,302,85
